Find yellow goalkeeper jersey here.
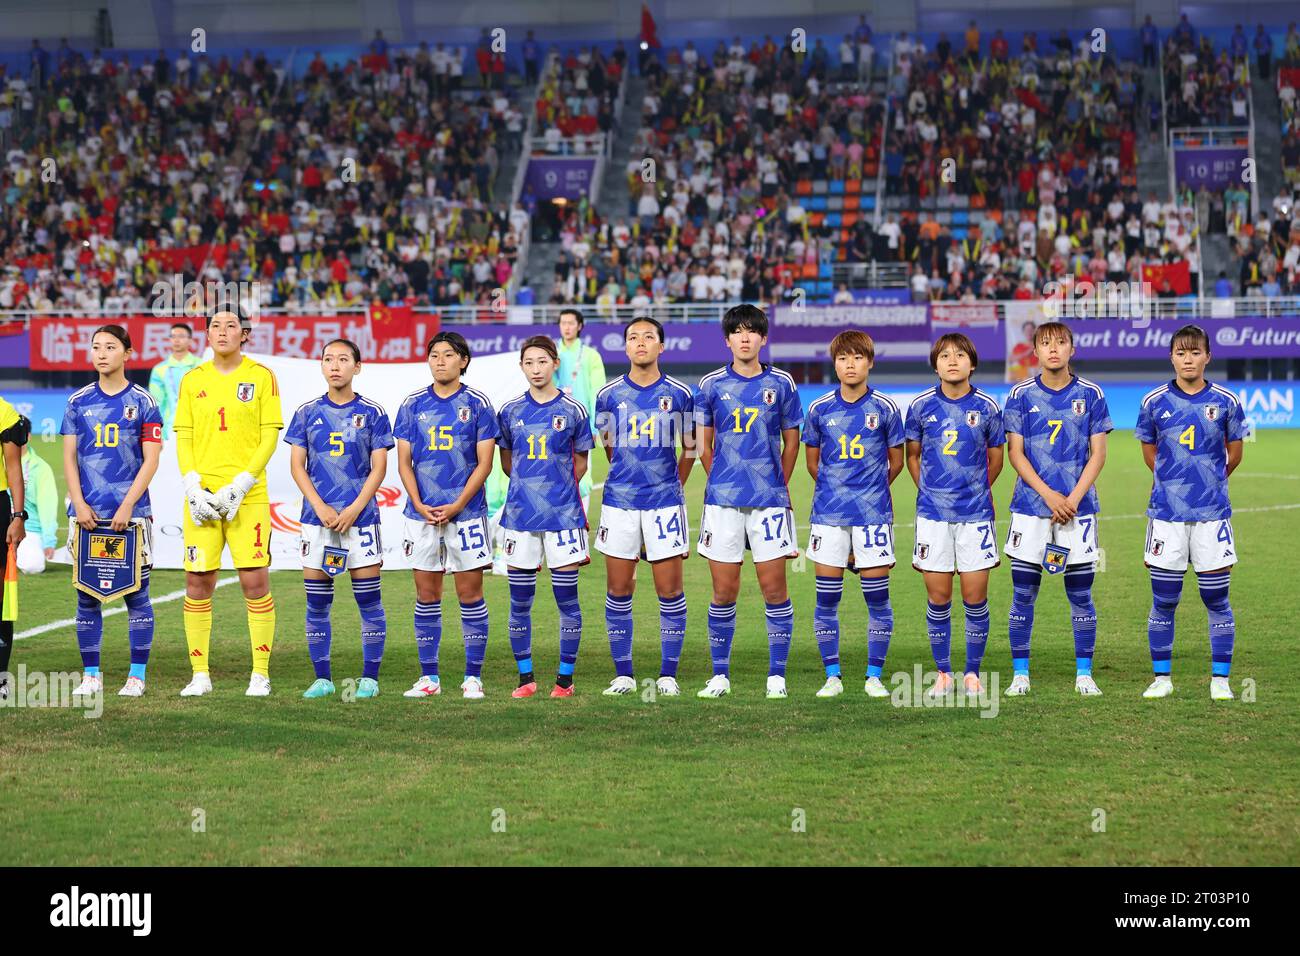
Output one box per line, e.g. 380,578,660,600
174,356,283,501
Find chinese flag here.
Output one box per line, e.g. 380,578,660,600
2,544,16,622
641,4,660,48
370,301,414,341
1142,260,1191,296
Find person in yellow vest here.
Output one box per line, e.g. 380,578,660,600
0,396,30,699
173,310,284,698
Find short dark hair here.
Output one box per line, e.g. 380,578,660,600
929,332,978,370
1170,324,1210,354
323,338,362,362
92,324,132,351
1033,321,1074,347
625,316,665,342
722,303,768,338
170,322,193,336
520,334,558,363
558,307,585,329
428,331,472,371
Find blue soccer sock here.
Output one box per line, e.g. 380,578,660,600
1065,565,1097,676
1008,559,1041,676
605,592,635,678
353,576,386,680
658,592,687,678
766,599,794,677
75,591,103,674
813,575,843,677
1198,570,1235,677
303,578,335,680
1148,567,1184,675
413,599,442,679
707,602,736,676
123,569,154,680
861,575,893,678
507,570,537,679
460,598,489,679
963,599,990,674
552,569,582,684
927,600,953,674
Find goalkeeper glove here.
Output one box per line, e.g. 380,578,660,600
183,471,221,525
213,471,257,520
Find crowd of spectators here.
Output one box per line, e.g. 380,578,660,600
533,44,625,155
1161,21,1252,128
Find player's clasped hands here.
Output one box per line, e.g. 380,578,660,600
413,501,441,525
327,503,362,535
1043,490,1077,524
428,503,462,526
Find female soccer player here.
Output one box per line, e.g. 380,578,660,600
394,332,497,699
61,325,163,697
174,309,283,698
1003,321,1111,697
286,339,394,699
905,333,1004,699
497,335,593,698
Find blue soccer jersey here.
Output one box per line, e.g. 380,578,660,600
284,394,395,527
594,373,694,511
497,391,593,531
904,385,1005,522
394,384,499,521
802,386,904,526
696,364,803,508
1004,375,1113,518
61,382,163,519
1135,380,1246,522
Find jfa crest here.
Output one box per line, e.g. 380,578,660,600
762,388,777,406
185,545,199,563
1011,531,1023,548
1072,399,1087,416
402,539,414,558
810,534,821,552
552,415,567,431
597,526,609,543
1150,539,1165,557
504,538,516,556
916,542,930,560
352,413,366,429
458,405,472,423
658,395,673,412
123,404,138,421
965,410,981,428
301,539,310,557
864,413,879,431
236,382,255,403
1205,405,1220,421
700,530,712,548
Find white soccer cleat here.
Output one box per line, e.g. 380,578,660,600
245,673,271,697
963,673,984,697
655,676,681,696
1005,674,1032,696
72,674,103,696
863,675,890,698
602,675,637,696
1142,676,1174,699
179,672,212,697
697,674,731,698
1210,677,1234,700
460,676,485,700
926,671,956,699
765,675,788,699
117,676,146,697
1075,675,1103,696
815,675,843,698
403,675,441,698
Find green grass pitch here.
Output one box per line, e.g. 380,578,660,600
2,429,1298,866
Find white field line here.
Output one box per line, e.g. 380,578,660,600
15,576,241,642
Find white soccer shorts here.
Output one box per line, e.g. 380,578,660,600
912,516,999,573
807,522,896,570
697,504,797,564
1004,512,1100,567
1144,517,1238,572
502,526,590,570
403,514,493,573
300,522,383,571
595,503,690,562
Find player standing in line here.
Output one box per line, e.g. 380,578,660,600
905,332,1004,699
1002,321,1112,697
394,332,498,699
694,304,803,700
555,307,606,515
174,309,283,698
593,317,695,696
286,339,394,699
803,330,904,699
61,326,163,697
1136,325,1246,700
498,335,593,698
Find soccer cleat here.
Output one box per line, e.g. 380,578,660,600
246,673,271,697
179,672,213,697
1210,677,1234,701
926,671,955,699
72,674,103,697
0,678,8,701
117,677,146,697
550,682,575,698
815,675,844,698
766,675,788,699
963,673,984,697
461,676,485,699
863,676,890,698
603,675,637,696
1005,674,1032,696
656,676,681,696
1142,676,1174,699
355,678,379,699
403,675,441,698
697,675,731,698
1075,675,1103,696
511,681,538,699
303,678,336,699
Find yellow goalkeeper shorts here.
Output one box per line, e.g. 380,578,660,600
182,501,273,572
